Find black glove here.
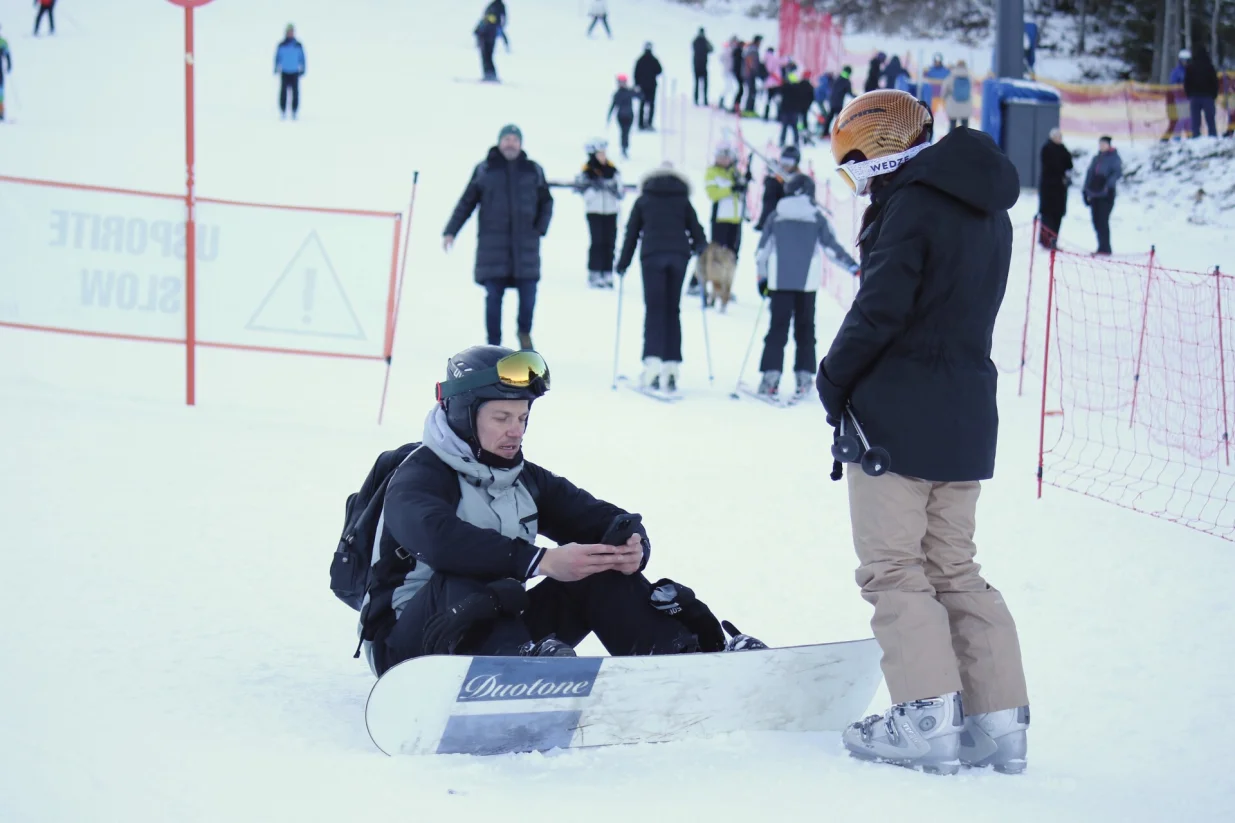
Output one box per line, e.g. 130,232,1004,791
649,578,725,652
421,579,529,655
757,277,769,298
815,360,846,421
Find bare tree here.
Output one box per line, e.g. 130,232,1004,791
1078,0,1088,54
1212,0,1223,59
1184,0,1193,49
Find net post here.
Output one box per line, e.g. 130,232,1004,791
1129,245,1156,428
1216,264,1230,465
378,170,420,426
1019,215,1039,396
1038,247,1058,499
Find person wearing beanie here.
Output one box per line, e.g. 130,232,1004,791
274,24,306,120
692,28,713,105
574,137,627,288
754,144,799,232
363,344,766,675
752,173,857,403
443,124,554,350
607,74,641,157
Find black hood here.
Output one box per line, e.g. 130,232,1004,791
881,127,1020,214
639,166,691,197
486,146,528,166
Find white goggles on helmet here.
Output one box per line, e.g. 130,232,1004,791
836,143,929,196
586,138,609,154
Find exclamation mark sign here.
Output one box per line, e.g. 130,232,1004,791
302,268,317,325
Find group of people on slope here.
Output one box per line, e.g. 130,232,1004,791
359,86,1033,778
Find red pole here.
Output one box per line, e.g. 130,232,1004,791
1037,248,1058,499
1216,265,1230,465
183,5,197,406
378,171,421,426
1019,216,1039,396
1129,245,1156,428
382,215,403,360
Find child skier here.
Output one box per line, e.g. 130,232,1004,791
688,145,747,296
574,138,626,289
753,173,858,401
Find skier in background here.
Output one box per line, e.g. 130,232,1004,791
692,27,712,106
726,36,745,111
1082,135,1121,256
615,162,707,393
587,0,611,39
1184,46,1220,138
1037,128,1073,249
607,74,640,158
1162,50,1189,140
741,36,764,115
634,42,662,130
475,13,501,82
484,0,509,51
33,0,55,36
753,174,857,402
754,145,800,232
274,24,306,120
688,144,748,297
0,28,11,122
574,138,626,289
864,52,885,92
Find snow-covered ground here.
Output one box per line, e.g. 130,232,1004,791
1,0,1234,821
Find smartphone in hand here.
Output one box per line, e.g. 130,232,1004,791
600,512,643,547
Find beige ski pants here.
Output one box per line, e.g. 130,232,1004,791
847,470,1028,714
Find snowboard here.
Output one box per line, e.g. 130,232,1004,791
365,637,884,756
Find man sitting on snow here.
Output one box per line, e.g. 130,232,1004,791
363,345,766,675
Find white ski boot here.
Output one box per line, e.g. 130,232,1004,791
662,361,680,393
842,693,965,775
793,370,813,401
588,270,605,288
640,356,663,390
959,705,1030,774
756,370,781,399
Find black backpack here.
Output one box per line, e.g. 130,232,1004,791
329,442,542,657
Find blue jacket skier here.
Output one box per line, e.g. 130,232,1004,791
0,30,11,122
274,24,306,119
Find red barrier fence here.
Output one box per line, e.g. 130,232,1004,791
1037,248,1234,541
778,1,844,82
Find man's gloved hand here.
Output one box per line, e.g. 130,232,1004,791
649,578,725,652
815,359,846,422
421,579,529,656
757,277,769,298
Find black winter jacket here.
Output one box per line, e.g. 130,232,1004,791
381,446,648,587
1184,55,1219,99
1038,140,1073,218
444,148,554,283
829,73,853,111
692,35,712,71
616,168,706,271
635,51,663,90
816,127,1020,482
756,173,791,231
609,86,641,121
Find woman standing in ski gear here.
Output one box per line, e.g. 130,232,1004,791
753,174,856,401
366,345,764,674
615,163,707,392
607,74,640,157
574,138,626,288
820,90,1030,775
1037,128,1072,248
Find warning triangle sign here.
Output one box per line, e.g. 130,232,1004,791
246,231,367,340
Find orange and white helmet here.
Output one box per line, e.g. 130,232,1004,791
830,89,933,196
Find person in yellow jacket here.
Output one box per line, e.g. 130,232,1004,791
688,145,749,296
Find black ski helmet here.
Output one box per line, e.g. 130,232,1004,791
438,345,549,448
784,172,816,201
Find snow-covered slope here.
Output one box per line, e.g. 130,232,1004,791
1,1,1233,822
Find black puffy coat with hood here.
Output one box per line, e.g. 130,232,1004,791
816,127,1020,482
444,147,554,284
615,166,706,270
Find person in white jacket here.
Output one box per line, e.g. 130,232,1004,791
574,138,626,288
587,0,611,38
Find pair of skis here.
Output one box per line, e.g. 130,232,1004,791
616,375,684,404
734,382,810,409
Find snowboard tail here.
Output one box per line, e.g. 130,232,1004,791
366,639,884,756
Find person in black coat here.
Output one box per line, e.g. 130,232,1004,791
474,13,501,81
370,345,764,674
692,28,712,106
823,65,854,135
615,164,707,392
634,42,663,130
483,0,509,50
817,120,1029,757
1037,128,1073,249
443,125,554,350
754,145,800,231
864,52,885,93
1183,47,1220,138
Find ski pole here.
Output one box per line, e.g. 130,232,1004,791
729,295,768,398
610,272,625,390
844,406,891,477
699,272,714,383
